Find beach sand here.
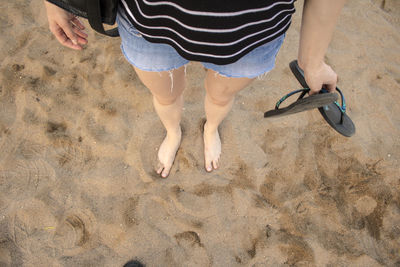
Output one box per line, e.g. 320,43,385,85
1,0,399,266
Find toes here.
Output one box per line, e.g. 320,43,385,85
156,163,164,175
157,161,172,178
161,164,172,178
205,156,220,172
157,167,164,176
205,160,212,172
212,159,219,170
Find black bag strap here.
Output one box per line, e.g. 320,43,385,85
86,0,119,37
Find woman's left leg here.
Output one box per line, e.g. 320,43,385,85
203,69,255,172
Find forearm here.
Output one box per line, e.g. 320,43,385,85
298,0,346,71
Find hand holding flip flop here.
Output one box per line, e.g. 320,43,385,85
264,60,355,137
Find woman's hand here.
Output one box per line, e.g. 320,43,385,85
300,61,338,95
44,1,88,50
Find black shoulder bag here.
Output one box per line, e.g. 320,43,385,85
46,0,119,37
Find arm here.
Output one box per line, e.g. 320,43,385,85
298,0,347,95
44,1,88,50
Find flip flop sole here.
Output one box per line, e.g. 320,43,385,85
289,60,356,137
319,105,355,137
264,93,337,118
289,61,308,88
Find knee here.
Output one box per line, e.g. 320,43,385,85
151,79,185,105
205,83,234,106
154,94,180,105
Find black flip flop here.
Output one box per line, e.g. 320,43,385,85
289,60,356,137
264,88,337,118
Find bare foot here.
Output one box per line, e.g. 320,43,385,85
156,128,181,178
203,122,221,172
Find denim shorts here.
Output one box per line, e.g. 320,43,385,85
116,7,285,78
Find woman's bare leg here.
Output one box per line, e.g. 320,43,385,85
203,69,255,172
134,66,186,178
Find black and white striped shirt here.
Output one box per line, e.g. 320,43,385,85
121,0,296,65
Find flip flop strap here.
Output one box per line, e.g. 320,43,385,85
321,87,346,113
275,88,309,109
335,87,346,112
320,87,346,124
335,87,346,124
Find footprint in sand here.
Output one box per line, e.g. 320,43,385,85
85,114,112,143
0,238,23,266
136,195,212,265
14,139,44,160
0,130,18,164
138,196,185,235
138,194,207,236
0,158,56,200
0,67,18,131
22,107,41,125
53,209,96,256
2,199,56,261
85,108,131,145
174,231,211,266
175,231,203,247
169,185,216,220
45,139,96,177
122,196,140,228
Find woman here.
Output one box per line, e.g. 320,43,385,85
44,0,345,178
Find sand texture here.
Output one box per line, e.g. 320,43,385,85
1,0,400,266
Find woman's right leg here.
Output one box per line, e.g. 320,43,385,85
134,66,186,178
116,4,188,177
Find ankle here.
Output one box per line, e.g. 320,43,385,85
204,122,218,135
167,126,182,138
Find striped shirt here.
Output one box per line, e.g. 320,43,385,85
121,0,296,65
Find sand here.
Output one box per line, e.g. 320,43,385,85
0,0,399,266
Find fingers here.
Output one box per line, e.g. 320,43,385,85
304,63,338,95
326,73,338,93
52,26,82,50
325,82,337,93
50,21,87,50
72,24,88,44
72,17,85,30
72,24,87,38
307,80,322,95
59,21,79,45
308,88,319,95
309,81,336,95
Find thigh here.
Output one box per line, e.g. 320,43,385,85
134,66,186,105
205,69,254,104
